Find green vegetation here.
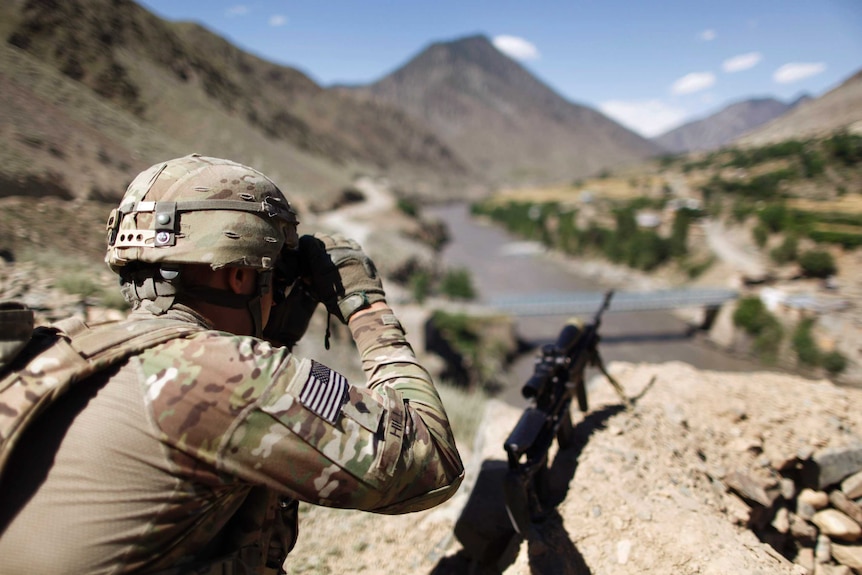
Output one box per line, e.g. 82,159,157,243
409,269,432,303
472,198,696,273
405,266,477,303
769,235,798,264
701,169,795,200
687,134,862,249
429,310,515,391
791,317,847,375
739,201,862,252
669,208,693,257
717,133,862,172
431,311,480,360
728,199,754,223
825,132,862,166
733,297,784,363
792,318,820,366
55,272,103,299
20,246,130,311
724,140,806,168
822,351,848,375
396,197,419,218
681,255,715,279
798,250,837,278
54,273,129,311
752,224,769,248
808,225,862,249
440,268,476,300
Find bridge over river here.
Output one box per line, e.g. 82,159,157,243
486,288,738,320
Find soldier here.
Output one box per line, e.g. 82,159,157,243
0,154,464,574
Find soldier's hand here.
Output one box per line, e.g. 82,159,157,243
297,233,385,323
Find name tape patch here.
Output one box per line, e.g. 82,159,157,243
300,360,348,424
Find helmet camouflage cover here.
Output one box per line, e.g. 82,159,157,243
106,154,298,272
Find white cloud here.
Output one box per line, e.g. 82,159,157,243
226,5,248,17
492,35,540,61
723,52,762,73
773,62,826,84
599,100,690,138
700,29,716,41
269,14,287,27
671,72,716,95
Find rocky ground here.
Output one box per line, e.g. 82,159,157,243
282,355,862,575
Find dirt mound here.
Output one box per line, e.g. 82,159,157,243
285,361,862,574
450,361,862,574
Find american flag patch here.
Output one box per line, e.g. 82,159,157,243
299,360,348,424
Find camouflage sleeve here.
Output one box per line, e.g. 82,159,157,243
139,311,463,515
345,306,465,512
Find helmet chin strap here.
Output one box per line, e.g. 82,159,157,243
121,266,270,337
182,270,272,338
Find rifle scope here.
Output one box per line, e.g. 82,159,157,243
520,322,583,399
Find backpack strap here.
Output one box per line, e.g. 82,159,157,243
0,318,203,480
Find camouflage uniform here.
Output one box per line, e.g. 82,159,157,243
0,156,464,574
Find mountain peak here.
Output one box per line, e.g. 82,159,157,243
356,32,661,185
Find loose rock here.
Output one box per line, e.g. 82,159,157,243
841,470,862,500
813,447,862,491
812,509,862,542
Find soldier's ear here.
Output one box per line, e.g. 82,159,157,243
226,267,256,295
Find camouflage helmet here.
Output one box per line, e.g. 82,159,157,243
106,154,298,273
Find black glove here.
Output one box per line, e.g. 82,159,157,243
263,282,319,349
297,233,386,323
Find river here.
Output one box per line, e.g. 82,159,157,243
425,203,761,406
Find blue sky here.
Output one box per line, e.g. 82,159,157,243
137,0,861,138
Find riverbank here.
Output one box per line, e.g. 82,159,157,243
425,202,765,402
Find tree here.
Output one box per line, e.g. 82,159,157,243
799,250,837,278
669,209,691,258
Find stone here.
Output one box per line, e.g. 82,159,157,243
816,534,832,564
781,477,797,500
790,513,819,544
842,470,862,500
812,509,862,542
798,500,817,521
830,490,862,526
814,447,862,490
616,540,632,565
814,564,851,575
795,547,815,573
832,543,862,570
724,471,779,508
772,507,791,533
800,488,831,510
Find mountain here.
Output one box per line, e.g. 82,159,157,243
344,35,663,186
737,68,862,147
0,0,466,206
653,97,799,154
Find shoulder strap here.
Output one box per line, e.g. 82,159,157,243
0,317,204,481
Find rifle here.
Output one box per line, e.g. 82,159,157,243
502,290,628,535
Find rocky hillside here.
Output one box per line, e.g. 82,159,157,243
654,97,801,154
738,69,862,147
345,35,663,187
0,0,466,205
